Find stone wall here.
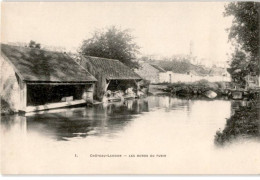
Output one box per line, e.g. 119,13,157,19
0,55,21,112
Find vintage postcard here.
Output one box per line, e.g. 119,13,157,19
0,1,259,175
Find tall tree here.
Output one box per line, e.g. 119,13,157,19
225,2,260,86
80,26,140,69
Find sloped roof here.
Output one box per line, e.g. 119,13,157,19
153,60,191,74
1,44,97,83
152,60,209,76
149,64,166,73
80,56,142,80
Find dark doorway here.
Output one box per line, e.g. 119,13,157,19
27,84,87,106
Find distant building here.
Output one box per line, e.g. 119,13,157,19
159,70,207,83
207,67,231,82
75,55,142,101
136,61,231,84
135,62,166,84
1,44,97,113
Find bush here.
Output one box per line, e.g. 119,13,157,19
214,96,260,145
1,98,14,115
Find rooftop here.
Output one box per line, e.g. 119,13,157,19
78,55,142,80
1,44,97,83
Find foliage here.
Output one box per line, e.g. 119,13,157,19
227,50,248,86
215,94,260,145
29,40,41,49
224,2,260,85
1,98,14,115
165,80,222,96
80,26,140,69
225,2,259,57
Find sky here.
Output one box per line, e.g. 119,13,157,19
1,2,233,63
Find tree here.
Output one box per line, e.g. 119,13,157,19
80,26,140,69
227,50,248,86
29,40,41,49
224,2,260,86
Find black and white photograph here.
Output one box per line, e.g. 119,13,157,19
0,1,259,174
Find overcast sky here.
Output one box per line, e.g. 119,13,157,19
1,2,233,63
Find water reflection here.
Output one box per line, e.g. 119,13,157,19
1,95,260,174
1,96,192,141
1,96,258,143
2,99,150,141
1,115,27,136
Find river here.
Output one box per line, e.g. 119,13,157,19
1,95,259,174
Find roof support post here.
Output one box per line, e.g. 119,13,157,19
83,83,94,104
134,79,140,93
104,80,111,92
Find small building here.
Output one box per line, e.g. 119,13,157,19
207,67,231,82
1,44,97,113
159,66,231,83
75,55,142,101
159,71,174,83
159,70,202,83
135,62,166,84
136,62,205,84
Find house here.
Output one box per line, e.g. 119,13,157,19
74,55,142,101
151,60,209,83
160,68,231,83
159,71,174,83
152,60,231,83
159,70,205,83
1,44,97,113
136,62,207,83
207,67,231,82
135,62,166,83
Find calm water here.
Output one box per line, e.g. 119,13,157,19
1,96,260,174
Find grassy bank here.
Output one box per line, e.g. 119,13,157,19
214,93,260,145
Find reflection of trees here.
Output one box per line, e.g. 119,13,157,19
215,99,260,145
1,115,27,135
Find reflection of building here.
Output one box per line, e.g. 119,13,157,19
147,96,190,112
1,115,27,135
11,99,149,140
1,44,97,113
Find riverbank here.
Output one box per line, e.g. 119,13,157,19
153,80,260,100
154,80,228,97
215,92,260,145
